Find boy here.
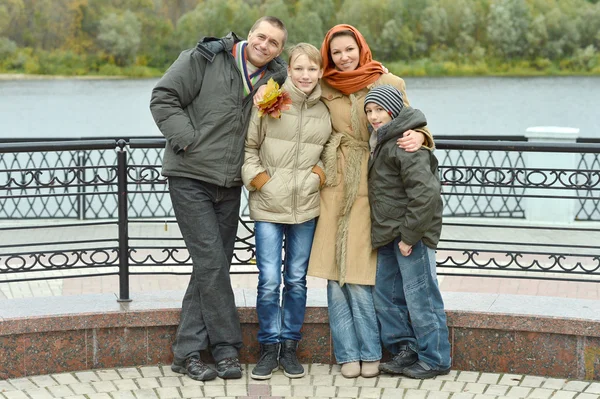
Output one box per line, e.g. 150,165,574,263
242,43,332,380
364,85,451,379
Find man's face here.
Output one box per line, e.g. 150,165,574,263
246,21,285,68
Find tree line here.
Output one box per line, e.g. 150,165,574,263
1,0,599,77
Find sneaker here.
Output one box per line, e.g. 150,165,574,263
171,356,217,381
216,357,243,379
250,343,280,380
361,360,380,378
402,360,451,379
341,361,360,378
279,340,305,378
379,345,418,375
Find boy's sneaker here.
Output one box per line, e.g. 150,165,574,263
171,356,217,381
279,340,306,378
216,357,243,379
402,360,451,379
251,343,280,380
379,345,418,374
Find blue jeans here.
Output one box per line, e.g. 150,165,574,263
327,280,381,364
255,219,316,344
374,238,451,369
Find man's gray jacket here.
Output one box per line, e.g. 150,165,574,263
150,32,288,187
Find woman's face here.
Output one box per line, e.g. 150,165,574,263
329,35,360,72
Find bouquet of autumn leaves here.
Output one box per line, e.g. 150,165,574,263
256,78,292,119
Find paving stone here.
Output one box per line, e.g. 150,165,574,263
404,388,428,399
381,388,405,399
337,387,359,398
376,377,399,388
0,381,17,392
290,376,311,385
62,396,87,399
110,391,137,399
159,367,180,378
435,370,459,381
96,371,121,382
359,387,383,398
155,387,181,398
457,372,481,383
47,385,76,397
23,388,54,399
270,385,292,397
138,368,162,378
223,377,247,386
113,380,139,391
420,379,443,391
551,391,578,399
528,388,554,399
158,378,182,388
202,378,225,386
309,364,330,375
30,376,59,388
311,375,333,386
354,377,377,387
586,384,600,394
74,372,101,383
135,379,160,390
67,383,96,395
520,376,546,388
203,386,225,397
463,383,487,394
116,369,142,379
473,395,498,399
292,385,314,397
333,376,355,387
427,391,452,399
178,386,203,398
564,382,590,392
131,389,157,399
484,384,509,396
576,394,600,399
452,393,476,399
87,393,112,399
51,375,79,386
224,385,248,396
542,379,566,390
399,378,422,389
330,365,342,375
505,386,532,397
478,373,501,385
247,383,269,396
314,386,336,397
441,381,466,392
499,374,523,386
91,381,118,393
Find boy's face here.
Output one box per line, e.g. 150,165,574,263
287,54,323,95
365,102,392,131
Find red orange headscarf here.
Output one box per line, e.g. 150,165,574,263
320,24,385,95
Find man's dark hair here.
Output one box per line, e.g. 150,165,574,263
250,16,288,47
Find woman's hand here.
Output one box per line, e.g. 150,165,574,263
399,241,412,257
397,130,425,153
253,85,268,106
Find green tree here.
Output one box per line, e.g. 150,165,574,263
97,10,142,65
486,0,531,59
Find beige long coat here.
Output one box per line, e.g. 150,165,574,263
307,73,433,286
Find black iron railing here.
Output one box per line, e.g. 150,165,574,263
1,137,599,301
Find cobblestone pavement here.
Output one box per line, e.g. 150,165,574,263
1,364,599,399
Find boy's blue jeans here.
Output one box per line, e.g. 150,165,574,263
254,219,316,344
374,238,451,370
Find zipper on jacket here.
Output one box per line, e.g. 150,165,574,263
292,98,307,223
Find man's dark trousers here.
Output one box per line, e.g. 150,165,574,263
168,176,243,362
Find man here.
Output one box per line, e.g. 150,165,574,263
150,16,288,381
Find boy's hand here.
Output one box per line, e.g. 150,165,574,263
397,130,425,153
253,85,268,106
399,241,412,257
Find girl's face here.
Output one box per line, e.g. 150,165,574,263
329,35,360,71
288,54,323,94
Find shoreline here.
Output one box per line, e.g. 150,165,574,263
0,73,134,81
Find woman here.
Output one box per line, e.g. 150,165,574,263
307,24,434,378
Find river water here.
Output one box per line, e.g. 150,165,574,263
1,76,599,139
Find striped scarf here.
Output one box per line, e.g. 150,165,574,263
232,41,267,97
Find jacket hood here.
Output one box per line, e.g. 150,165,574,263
375,107,427,146
283,78,323,109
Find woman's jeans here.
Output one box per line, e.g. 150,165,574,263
374,238,451,370
255,219,316,344
327,280,381,364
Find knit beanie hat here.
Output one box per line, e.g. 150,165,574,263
364,84,404,119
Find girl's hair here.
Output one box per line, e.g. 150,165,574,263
288,43,322,67
326,30,359,66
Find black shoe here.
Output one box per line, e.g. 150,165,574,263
279,340,305,378
250,343,280,380
216,357,243,379
379,345,418,375
171,356,217,381
402,360,451,379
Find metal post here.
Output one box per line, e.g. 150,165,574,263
116,139,131,302
77,151,86,220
